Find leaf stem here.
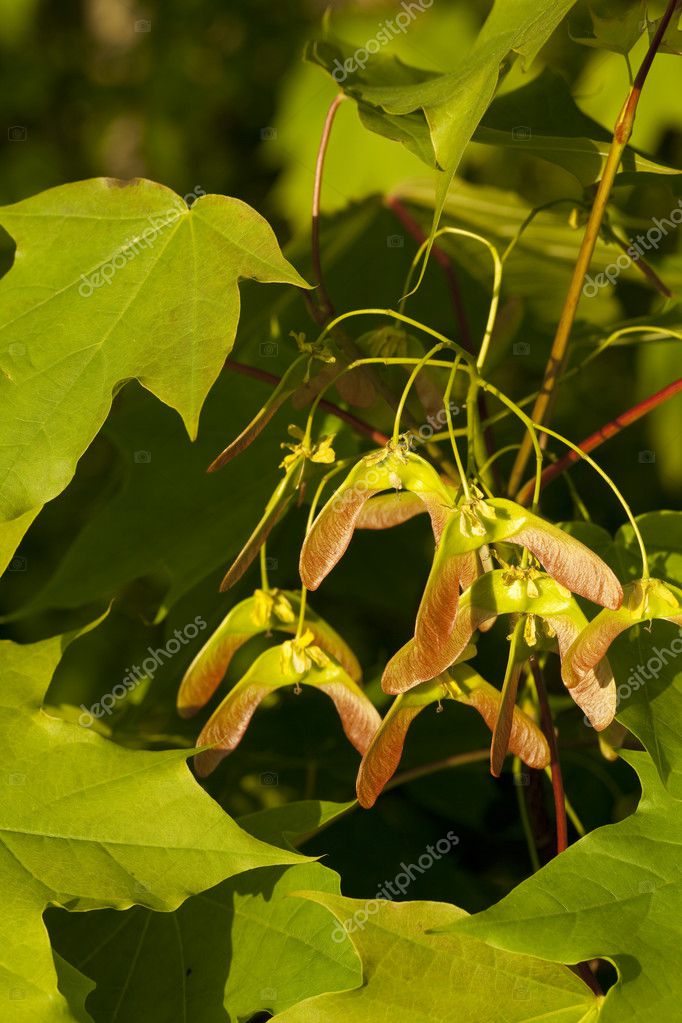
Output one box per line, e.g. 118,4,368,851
507,0,679,496
311,94,346,321
259,543,270,591
530,658,567,856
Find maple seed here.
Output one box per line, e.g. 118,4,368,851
194,644,380,777
299,445,456,590
356,666,550,809
177,589,361,717
383,569,617,731
562,579,682,697
389,494,622,696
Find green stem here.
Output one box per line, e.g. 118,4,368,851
259,544,270,591
534,423,649,580
514,757,541,873
392,342,448,443
491,618,526,776
443,355,470,496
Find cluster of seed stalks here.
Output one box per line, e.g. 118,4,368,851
176,304,681,808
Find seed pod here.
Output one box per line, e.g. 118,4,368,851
299,446,455,590
209,355,311,471
194,645,380,777
398,495,621,681
562,579,682,698
177,589,362,717
383,569,616,730
356,664,550,808
221,455,304,591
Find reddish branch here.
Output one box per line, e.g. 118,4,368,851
517,376,682,506
226,359,389,446
530,658,568,856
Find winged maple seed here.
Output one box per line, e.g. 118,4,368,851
562,578,682,697
383,567,618,731
208,335,336,472
409,489,623,659
299,439,458,590
177,588,362,717
220,427,336,592
356,665,551,808
192,638,381,777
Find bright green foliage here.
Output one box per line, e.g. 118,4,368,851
454,753,682,1023
0,178,307,560
0,632,302,1022
50,801,359,1023
1,5,681,1021
309,0,582,241
271,893,598,1022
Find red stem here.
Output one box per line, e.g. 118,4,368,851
226,359,389,446
530,658,568,856
619,0,680,140
517,376,682,505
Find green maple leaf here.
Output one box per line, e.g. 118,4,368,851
50,801,359,1022
0,631,303,1022
452,753,682,1023
270,893,597,1022
0,177,308,568
307,0,579,259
